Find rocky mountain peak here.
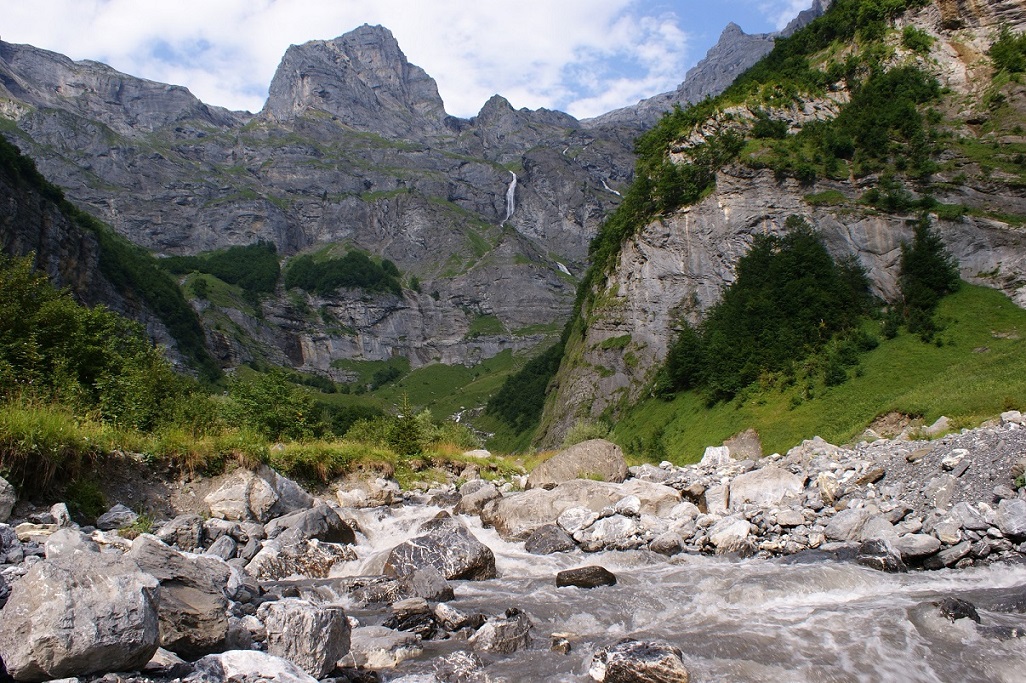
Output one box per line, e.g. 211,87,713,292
261,24,451,138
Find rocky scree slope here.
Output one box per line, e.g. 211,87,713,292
539,0,1026,445
0,11,822,378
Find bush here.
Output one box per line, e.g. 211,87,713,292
163,241,280,295
990,26,1026,73
225,370,319,441
284,251,402,296
902,26,934,54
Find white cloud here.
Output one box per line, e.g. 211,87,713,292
0,1,821,120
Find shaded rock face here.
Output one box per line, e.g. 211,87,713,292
527,439,629,489
258,598,351,679
383,512,496,581
556,565,617,589
0,555,160,682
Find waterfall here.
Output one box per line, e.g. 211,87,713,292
503,171,517,222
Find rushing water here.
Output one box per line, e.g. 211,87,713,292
339,506,1026,682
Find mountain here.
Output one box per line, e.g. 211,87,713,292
534,0,1026,446
0,10,822,383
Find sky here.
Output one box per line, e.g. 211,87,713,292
0,0,813,119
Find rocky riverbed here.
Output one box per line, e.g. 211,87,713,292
1,415,1026,682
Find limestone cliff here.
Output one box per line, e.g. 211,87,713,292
538,0,1026,445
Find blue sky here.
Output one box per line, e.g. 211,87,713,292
0,0,812,119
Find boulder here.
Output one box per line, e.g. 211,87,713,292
589,639,690,682
723,428,763,460
127,534,231,659
708,516,753,554
556,566,617,588
245,536,357,581
383,513,495,581
891,534,942,561
155,514,206,551
346,626,422,670
264,504,356,544
383,597,438,640
997,499,1026,541
95,503,138,531
398,566,455,602
335,478,401,508
526,439,628,489
576,514,646,552
188,650,318,683
454,481,501,515
856,539,907,573
824,508,872,542
524,524,577,555
205,466,313,523
700,446,732,467
468,609,532,654
923,541,973,570
432,651,488,682
0,554,160,682
0,476,15,523
258,598,350,679
43,528,99,559
702,484,729,515
728,467,803,510
481,479,679,541
206,535,238,561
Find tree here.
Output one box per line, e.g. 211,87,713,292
898,217,960,338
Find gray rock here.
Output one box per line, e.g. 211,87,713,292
0,476,15,523
336,478,402,508
557,507,601,536
205,466,313,523
891,534,943,561
576,514,646,552
264,504,356,544
997,499,1026,541
468,609,532,654
527,439,628,489
588,638,690,683
127,534,231,659
383,512,495,581
156,514,206,551
453,482,501,516
95,503,138,531
43,528,99,559
205,535,238,561
398,566,455,602
432,650,488,683
700,446,733,467
0,554,160,681
346,625,423,670
825,509,871,542
524,524,577,555
245,537,357,581
857,539,907,573
556,566,617,588
188,650,318,683
728,467,804,509
708,516,753,554
259,598,350,679
724,428,763,460
923,541,974,569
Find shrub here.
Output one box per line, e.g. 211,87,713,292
225,370,319,441
990,26,1026,73
898,217,961,338
284,251,402,296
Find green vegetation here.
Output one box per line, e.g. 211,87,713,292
486,341,564,434
0,135,217,380
466,314,506,338
162,241,280,295
897,217,961,339
655,217,874,401
989,26,1026,74
284,250,402,296
614,284,1026,462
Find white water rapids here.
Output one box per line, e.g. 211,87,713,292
333,505,1026,682
503,171,517,223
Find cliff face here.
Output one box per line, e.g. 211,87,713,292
538,0,1026,445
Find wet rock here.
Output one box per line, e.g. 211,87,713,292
384,597,438,640
527,439,628,489
383,512,495,581
187,650,318,683
0,554,160,681
936,597,981,623
589,638,690,682
453,482,501,516
923,540,973,569
398,566,455,602
246,536,357,580
469,608,532,654
259,598,350,678
576,514,646,552
525,524,577,554
94,503,137,531
336,478,402,508
856,539,907,573
265,504,356,544
127,534,231,659
346,626,423,670
556,566,617,588
728,467,803,509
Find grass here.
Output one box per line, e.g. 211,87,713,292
612,284,1026,464
466,314,507,338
